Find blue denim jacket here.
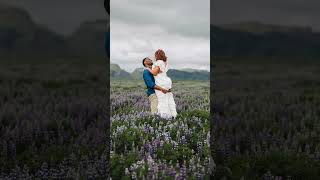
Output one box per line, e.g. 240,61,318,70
143,69,156,96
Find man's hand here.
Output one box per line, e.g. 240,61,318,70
161,88,169,94
154,85,169,93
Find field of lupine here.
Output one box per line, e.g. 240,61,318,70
2,56,319,179
110,80,211,179
212,58,320,179
0,57,109,179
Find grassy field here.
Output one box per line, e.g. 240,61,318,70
1,56,319,179
212,58,320,179
110,80,211,179
0,57,108,179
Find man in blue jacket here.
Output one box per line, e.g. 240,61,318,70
142,57,169,114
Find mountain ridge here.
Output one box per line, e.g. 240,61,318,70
0,4,107,57
111,64,209,81
1,4,320,59
217,21,313,34
211,24,320,58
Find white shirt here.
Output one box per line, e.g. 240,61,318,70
153,60,172,90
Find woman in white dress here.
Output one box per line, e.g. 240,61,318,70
147,49,177,119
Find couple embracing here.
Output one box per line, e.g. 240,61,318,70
142,49,177,119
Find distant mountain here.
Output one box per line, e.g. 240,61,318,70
0,4,68,56
211,24,320,58
168,69,209,80
0,4,108,57
2,3,320,59
179,68,209,73
130,67,209,80
219,21,313,34
131,67,144,79
110,64,132,79
111,64,209,80
67,19,108,57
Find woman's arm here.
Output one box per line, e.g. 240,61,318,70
147,66,160,76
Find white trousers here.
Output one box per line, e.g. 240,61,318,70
155,90,177,119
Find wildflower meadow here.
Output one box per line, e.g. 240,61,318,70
110,80,212,179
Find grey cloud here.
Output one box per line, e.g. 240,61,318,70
0,0,210,71
0,0,106,34
110,0,210,71
112,0,210,38
110,20,210,72
2,0,320,33
212,0,320,30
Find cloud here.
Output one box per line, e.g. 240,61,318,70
0,0,106,35
111,0,210,72
2,0,320,33
112,0,210,38
212,0,320,30
111,20,210,72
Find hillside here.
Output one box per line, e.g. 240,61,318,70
168,69,209,80
2,4,320,59
111,64,209,81
0,4,108,57
110,64,132,79
131,67,144,79
211,24,320,58
0,4,68,56
180,68,209,73
218,21,313,34
67,19,108,57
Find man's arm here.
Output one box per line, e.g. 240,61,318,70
143,71,155,89
143,71,168,93
154,85,168,93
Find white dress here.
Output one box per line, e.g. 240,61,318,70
153,60,177,119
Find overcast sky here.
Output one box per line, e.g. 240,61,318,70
1,0,320,71
213,0,320,30
0,0,106,35
1,0,319,32
111,0,210,72
110,0,210,71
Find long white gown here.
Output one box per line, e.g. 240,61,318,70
153,60,177,119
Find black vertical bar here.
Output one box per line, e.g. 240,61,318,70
104,0,111,178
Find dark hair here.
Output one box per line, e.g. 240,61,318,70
142,57,148,67
155,49,167,62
